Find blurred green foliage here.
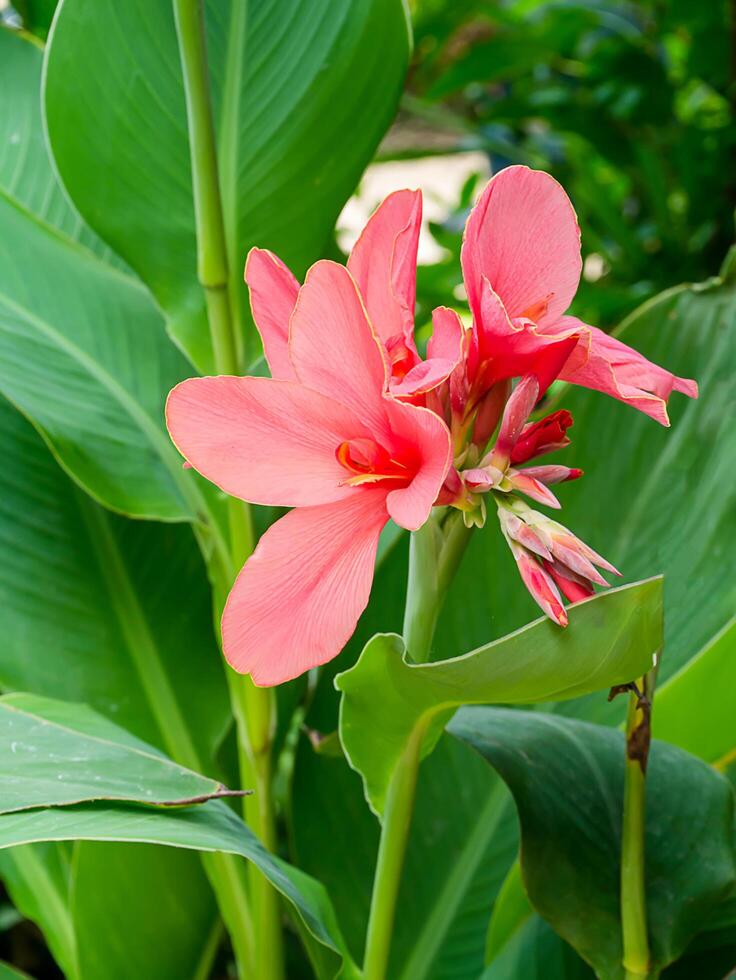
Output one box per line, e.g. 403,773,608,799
399,0,736,328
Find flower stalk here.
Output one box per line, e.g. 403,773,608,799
363,512,471,980
620,671,656,980
172,1,283,976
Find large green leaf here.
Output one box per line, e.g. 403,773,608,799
337,578,662,815
451,707,736,980
481,916,594,980
0,399,232,976
0,190,200,522
0,696,356,977
0,27,109,258
0,694,244,813
0,398,228,767
0,800,355,979
44,0,411,371
0,29,215,523
654,617,736,768
486,615,736,965
71,843,219,980
0,843,77,978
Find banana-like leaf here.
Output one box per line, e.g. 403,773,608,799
0,699,356,979
0,694,245,814
0,802,354,979
451,707,736,980
0,29,214,523
44,0,411,371
337,578,663,816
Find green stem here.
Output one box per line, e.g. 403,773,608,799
363,721,427,980
403,511,473,664
172,2,283,977
363,513,471,980
621,673,654,979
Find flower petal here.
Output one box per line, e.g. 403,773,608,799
551,316,699,425
475,282,580,393
348,189,422,345
462,166,582,328
222,493,388,685
427,306,466,363
166,375,372,507
244,248,299,380
382,400,452,530
288,260,389,433
389,358,457,398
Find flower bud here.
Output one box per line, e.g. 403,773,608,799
510,409,574,464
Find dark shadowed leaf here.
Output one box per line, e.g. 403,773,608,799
451,707,736,979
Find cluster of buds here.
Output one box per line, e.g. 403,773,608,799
440,375,620,624
497,499,620,626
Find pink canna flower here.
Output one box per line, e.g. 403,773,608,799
245,190,462,399
460,165,698,424
460,376,582,511
167,261,451,686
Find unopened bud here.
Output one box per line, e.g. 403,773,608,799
510,409,574,464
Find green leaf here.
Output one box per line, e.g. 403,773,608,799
451,707,736,979
481,916,594,980
0,398,228,769
0,800,355,979
486,617,736,967
0,843,77,978
0,385,231,979
0,29,212,522
0,28,108,258
654,617,736,767
44,0,410,371
0,693,245,813
337,578,663,816
71,843,219,980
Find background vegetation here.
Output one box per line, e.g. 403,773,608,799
0,0,733,978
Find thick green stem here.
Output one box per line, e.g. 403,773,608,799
363,721,426,980
403,511,473,664
172,2,283,977
363,513,471,980
621,673,654,979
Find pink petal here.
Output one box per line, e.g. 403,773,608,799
222,493,389,685
475,282,580,394
244,248,299,380
382,400,452,530
521,465,583,485
551,316,699,425
348,189,422,345
508,542,568,627
493,375,540,462
166,375,372,507
427,306,466,363
544,559,595,604
390,358,458,398
462,166,582,329
507,470,562,509
288,261,389,434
